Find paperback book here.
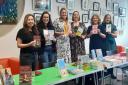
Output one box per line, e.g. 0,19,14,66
19,66,32,85
57,58,69,77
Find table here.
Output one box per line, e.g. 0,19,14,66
13,67,100,85
13,56,128,85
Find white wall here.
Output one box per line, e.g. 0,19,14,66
0,0,128,57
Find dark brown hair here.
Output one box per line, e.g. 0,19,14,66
72,11,80,21
38,11,53,29
91,14,101,25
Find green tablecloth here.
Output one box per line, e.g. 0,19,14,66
13,67,95,85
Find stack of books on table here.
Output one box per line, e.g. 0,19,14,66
0,65,14,85
67,67,84,75
104,56,122,66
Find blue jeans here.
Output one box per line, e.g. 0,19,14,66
41,45,56,68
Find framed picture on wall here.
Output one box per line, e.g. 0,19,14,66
34,13,42,24
119,7,126,17
81,0,89,10
32,0,51,11
93,2,100,11
113,3,119,16
82,14,89,23
56,0,66,3
67,0,74,10
106,0,112,11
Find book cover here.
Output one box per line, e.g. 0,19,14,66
96,49,104,61
0,67,14,85
106,24,111,33
19,66,32,85
43,29,55,40
57,58,68,77
92,25,98,34
91,49,97,60
75,27,83,36
33,35,41,48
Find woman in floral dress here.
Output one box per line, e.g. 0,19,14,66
53,8,72,63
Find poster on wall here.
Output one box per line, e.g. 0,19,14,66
32,0,51,11
0,0,17,24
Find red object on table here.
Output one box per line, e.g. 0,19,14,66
0,57,19,75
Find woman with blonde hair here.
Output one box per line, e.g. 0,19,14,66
53,8,72,63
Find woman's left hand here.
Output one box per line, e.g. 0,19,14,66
80,35,85,39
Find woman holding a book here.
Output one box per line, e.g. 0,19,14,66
37,11,56,68
86,14,106,85
16,14,40,72
70,11,87,62
53,8,72,63
100,14,118,79
87,14,106,56
101,14,117,55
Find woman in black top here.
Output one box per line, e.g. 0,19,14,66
37,11,56,68
16,14,39,71
87,14,106,56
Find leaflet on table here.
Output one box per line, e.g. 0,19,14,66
75,27,83,36
0,67,14,85
57,58,68,77
43,30,55,40
106,24,111,33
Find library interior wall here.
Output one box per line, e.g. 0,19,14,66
0,0,128,57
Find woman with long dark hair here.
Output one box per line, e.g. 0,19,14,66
100,14,118,79
37,11,56,68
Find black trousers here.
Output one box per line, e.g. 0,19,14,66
20,53,36,71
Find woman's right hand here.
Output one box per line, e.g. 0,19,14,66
29,40,36,47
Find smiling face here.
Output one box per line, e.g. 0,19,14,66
26,15,35,28
60,8,67,20
104,15,111,24
42,13,49,25
91,15,100,25
72,11,80,21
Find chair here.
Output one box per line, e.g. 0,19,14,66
0,57,19,75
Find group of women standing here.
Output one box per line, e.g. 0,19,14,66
16,8,117,77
